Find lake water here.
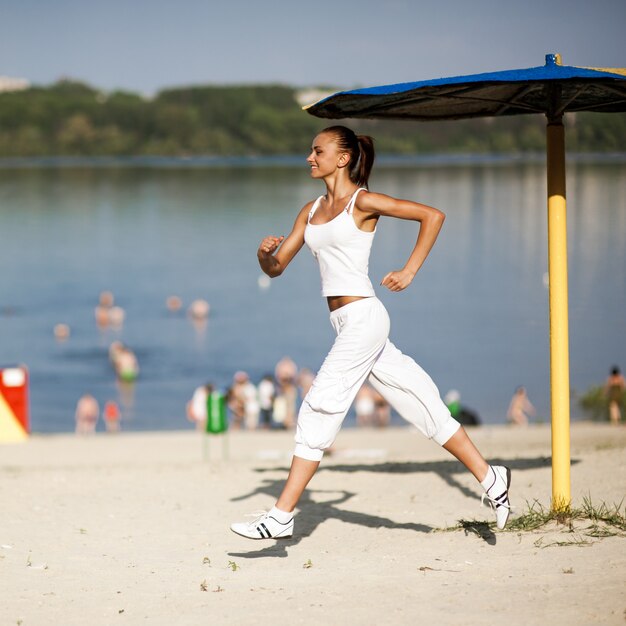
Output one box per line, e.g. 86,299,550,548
1,157,625,433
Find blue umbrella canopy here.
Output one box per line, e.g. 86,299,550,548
305,54,626,121
305,54,626,511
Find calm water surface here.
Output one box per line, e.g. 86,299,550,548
1,159,625,432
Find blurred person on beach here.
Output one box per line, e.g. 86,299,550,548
103,400,121,433
187,383,212,431
506,386,535,426
274,356,298,428
231,126,512,540
244,387,261,430
227,371,258,429
297,367,315,399
373,387,391,427
355,383,376,426
356,383,391,428
445,389,480,426
75,393,99,435
605,366,626,425
258,375,276,429
272,394,288,429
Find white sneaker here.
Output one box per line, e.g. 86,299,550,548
481,466,512,530
230,511,294,540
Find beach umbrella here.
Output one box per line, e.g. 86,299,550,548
305,54,626,510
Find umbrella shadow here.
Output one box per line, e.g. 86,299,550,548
229,456,576,557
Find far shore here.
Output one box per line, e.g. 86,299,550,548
1,151,626,171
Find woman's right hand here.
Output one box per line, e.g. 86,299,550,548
257,205,308,277
258,236,284,259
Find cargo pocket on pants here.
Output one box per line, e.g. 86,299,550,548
305,373,353,416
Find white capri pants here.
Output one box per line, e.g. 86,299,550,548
294,297,460,461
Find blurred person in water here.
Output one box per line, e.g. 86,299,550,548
103,400,121,433
75,393,99,435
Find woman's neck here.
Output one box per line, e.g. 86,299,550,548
323,175,357,203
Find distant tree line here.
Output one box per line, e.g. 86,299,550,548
0,80,624,157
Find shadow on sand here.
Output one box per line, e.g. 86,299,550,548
228,456,578,558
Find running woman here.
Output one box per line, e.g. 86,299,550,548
231,126,511,539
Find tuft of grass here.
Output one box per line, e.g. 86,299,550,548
227,560,240,571
509,496,625,535
506,500,571,531
441,496,625,540
580,495,626,531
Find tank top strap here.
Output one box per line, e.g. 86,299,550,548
345,187,367,215
308,195,324,223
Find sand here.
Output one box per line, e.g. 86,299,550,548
1,423,625,626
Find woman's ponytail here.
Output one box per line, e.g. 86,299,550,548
354,134,375,188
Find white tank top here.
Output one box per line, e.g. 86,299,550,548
304,188,376,297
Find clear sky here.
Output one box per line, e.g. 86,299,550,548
2,0,625,96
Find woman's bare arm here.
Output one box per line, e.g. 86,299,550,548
257,203,311,277
356,191,445,292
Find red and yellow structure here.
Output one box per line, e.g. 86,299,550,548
0,366,30,442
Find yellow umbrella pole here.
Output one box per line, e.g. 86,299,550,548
546,109,571,512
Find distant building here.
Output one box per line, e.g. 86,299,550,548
0,76,30,93
295,88,336,108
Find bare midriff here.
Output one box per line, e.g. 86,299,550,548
326,295,368,312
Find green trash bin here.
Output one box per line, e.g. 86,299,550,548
203,391,228,461
206,391,227,434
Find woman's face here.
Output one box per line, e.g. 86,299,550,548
307,132,344,178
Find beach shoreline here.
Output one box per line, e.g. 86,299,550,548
2,422,625,625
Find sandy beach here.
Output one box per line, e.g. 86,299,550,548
1,422,625,625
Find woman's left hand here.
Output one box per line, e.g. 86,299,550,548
381,269,415,292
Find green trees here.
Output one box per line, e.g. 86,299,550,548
0,80,624,157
